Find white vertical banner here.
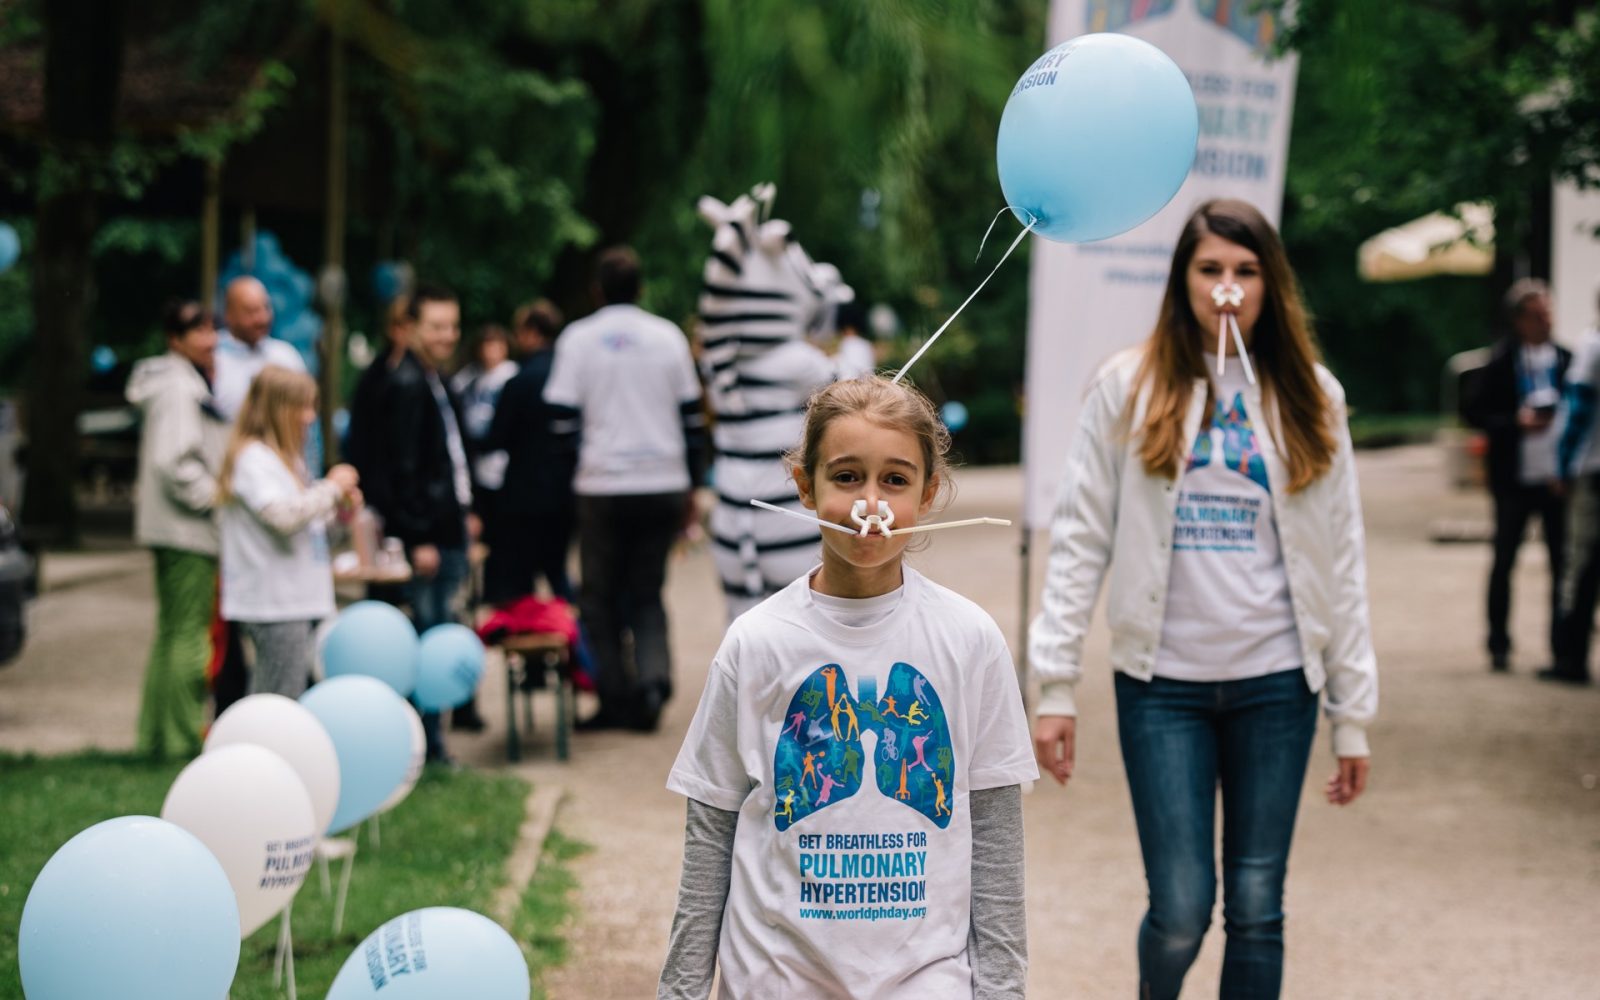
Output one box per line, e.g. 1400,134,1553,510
1552,180,1600,346
1022,0,1299,528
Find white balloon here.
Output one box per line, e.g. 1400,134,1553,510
379,700,426,814
161,744,318,938
206,693,341,838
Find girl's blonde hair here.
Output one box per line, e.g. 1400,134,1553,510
217,366,317,503
1128,198,1335,493
788,376,955,512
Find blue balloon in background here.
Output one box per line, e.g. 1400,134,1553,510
940,401,970,434
0,223,18,272
300,676,415,834
20,816,241,1000
997,33,1198,243
326,907,530,1000
414,624,487,712
323,600,420,696
90,346,118,374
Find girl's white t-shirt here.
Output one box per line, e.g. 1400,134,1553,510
1155,358,1301,681
220,441,336,623
667,566,1037,999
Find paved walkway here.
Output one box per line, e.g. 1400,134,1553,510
4,446,1597,998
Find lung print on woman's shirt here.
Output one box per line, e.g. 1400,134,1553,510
1189,391,1270,492
774,663,954,832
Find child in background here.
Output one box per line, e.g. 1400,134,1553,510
218,366,362,698
658,377,1037,999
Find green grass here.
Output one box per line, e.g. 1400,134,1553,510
515,830,590,1000
1,752,581,998
1348,412,1446,449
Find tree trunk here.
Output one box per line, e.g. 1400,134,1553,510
21,0,125,547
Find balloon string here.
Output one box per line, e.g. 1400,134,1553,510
895,216,1036,385
974,205,1016,263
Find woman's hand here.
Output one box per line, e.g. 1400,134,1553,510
1325,757,1369,806
1033,716,1077,787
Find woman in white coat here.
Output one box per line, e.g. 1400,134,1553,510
1030,199,1378,1000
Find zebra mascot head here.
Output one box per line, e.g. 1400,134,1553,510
697,183,853,415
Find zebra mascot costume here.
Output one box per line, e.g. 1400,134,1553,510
698,185,852,622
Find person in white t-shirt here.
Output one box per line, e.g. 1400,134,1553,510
831,300,878,381
1031,200,1378,1000
212,276,308,420
218,366,362,698
544,246,709,732
659,377,1037,999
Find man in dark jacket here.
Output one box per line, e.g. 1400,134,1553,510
482,299,576,604
1462,278,1571,672
363,285,474,761
343,295,415,523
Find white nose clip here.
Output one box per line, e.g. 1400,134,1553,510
1210,281,1244,309
850,499,895,537
1208,281,1256,385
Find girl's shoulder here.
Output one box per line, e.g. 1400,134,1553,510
908,571,1008,651
231,439,296,486
235,438,287,468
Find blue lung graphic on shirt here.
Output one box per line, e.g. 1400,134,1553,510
1188,392,1270,492
773,663,954,831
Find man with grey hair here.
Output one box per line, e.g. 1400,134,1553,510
1462,278,1572,672
213,276,307,420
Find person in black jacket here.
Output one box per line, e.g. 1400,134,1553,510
343,296,415,525
365,285,475,761
482,299,576,604
1462,279,1571,672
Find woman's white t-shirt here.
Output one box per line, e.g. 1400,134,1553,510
1155,358,1302,682
220,441,337,623
667,566,1037,999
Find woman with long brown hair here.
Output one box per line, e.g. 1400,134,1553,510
1029,199,1378,999
218,366,362,698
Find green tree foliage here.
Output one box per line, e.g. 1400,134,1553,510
1274,0,1600,412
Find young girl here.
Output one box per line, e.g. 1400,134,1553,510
218,366,362,699
1030,199,1378,1000
659,377,1037,999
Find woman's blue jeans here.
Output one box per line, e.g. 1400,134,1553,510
1115,669,1318,1000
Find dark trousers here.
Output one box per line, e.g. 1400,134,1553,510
577,492,684,712
484,503,575,605
213,619,249,718
1555,473,1600,677
1487,484,1567,658
1116,670,1318,1000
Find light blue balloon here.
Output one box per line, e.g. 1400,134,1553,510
997,33,1198,243
940,401,970,434
300,676,415,834
414,624,487,712
0,223,19,272
324,600,420,696
327,907,530,1000
20,816,240,1000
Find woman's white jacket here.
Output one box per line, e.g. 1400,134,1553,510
1028,349,1378,758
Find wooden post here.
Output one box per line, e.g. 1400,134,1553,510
200,159,221,316
320,7,349,464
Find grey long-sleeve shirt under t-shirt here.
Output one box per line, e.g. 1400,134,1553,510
657,785,1028,999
